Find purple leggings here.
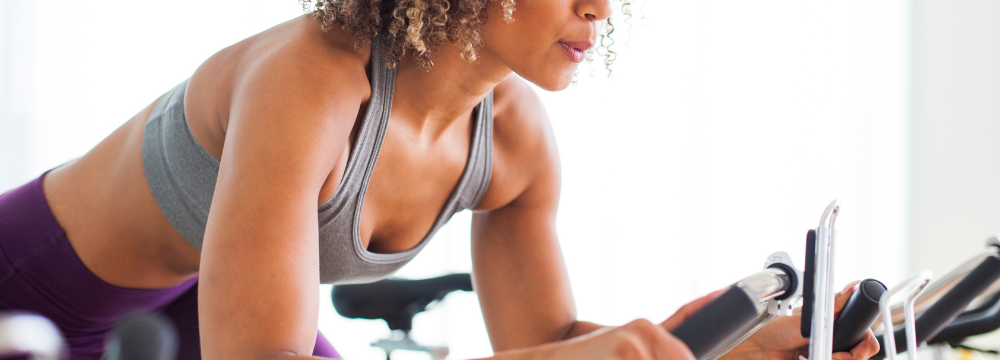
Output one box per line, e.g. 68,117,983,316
0,173,340,360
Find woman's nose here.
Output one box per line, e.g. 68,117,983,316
577,0,613,22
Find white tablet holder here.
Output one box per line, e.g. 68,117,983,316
879,271,933,360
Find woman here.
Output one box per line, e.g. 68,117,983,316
0,0,880,359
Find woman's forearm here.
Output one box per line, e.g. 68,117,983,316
475,321,606,360
560,320,608,340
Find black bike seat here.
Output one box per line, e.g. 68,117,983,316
331,273,473,332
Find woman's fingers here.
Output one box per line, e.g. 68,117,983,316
834,280,863,315
830,331,881,360
619,319,695,360
656,328,697,360
660,288,727,332
843,280,863,294
513,319,697,360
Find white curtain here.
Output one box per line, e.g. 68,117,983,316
0,1,910,359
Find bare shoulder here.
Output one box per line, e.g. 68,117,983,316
185,15,376,185
476,75,561,211
228,15,372,123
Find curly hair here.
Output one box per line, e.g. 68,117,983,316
299,0,631,73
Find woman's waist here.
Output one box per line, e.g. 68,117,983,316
43,139,201,289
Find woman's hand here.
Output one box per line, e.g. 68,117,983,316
722,281,881,360
555,318,696,360
492,291,723,360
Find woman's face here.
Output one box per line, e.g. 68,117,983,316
480,0,612,91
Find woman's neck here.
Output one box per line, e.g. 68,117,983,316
390,42,512,141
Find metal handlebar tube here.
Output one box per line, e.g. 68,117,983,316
704,201,882,359
703,306,775,360
807,201,840,360
737,269,794,303
878,271,933,360
673,264,799,360
0,313,65,360
702,253,804,360
873,254,1000,359
679,201,845,360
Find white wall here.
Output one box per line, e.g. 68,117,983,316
407,1,913,359
0,0,34,191
0,1,912,359
910,0,1000,351
911,0,1000,273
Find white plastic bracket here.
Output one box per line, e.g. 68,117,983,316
764,251,803,316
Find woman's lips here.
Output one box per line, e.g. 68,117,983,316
559,41,587,63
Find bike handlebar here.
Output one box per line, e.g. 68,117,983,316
672,268,794,360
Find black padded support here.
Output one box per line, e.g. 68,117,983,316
927,289,1000,345
801,229,818,338
331,273,474,332
672,285,760,360
873,255,1000,358
954,288,1000,317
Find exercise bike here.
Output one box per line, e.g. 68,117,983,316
332,274,474,360
11,203,1000,360
0,312,176,360
331,201,885,360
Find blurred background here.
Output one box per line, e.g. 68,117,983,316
0,0,997,359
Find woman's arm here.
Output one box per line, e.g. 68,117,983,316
469,76,604,351
471,78,880,360
197,54,367,360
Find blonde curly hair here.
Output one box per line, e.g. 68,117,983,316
299,0,629,73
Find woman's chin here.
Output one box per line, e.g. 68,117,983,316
527,72,576,92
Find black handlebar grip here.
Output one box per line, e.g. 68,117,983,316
672,285,760,360
831,279,886,353
874,254,1000,358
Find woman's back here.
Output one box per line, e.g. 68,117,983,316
41,15,387,289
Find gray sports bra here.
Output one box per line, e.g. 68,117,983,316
142,32,493,284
